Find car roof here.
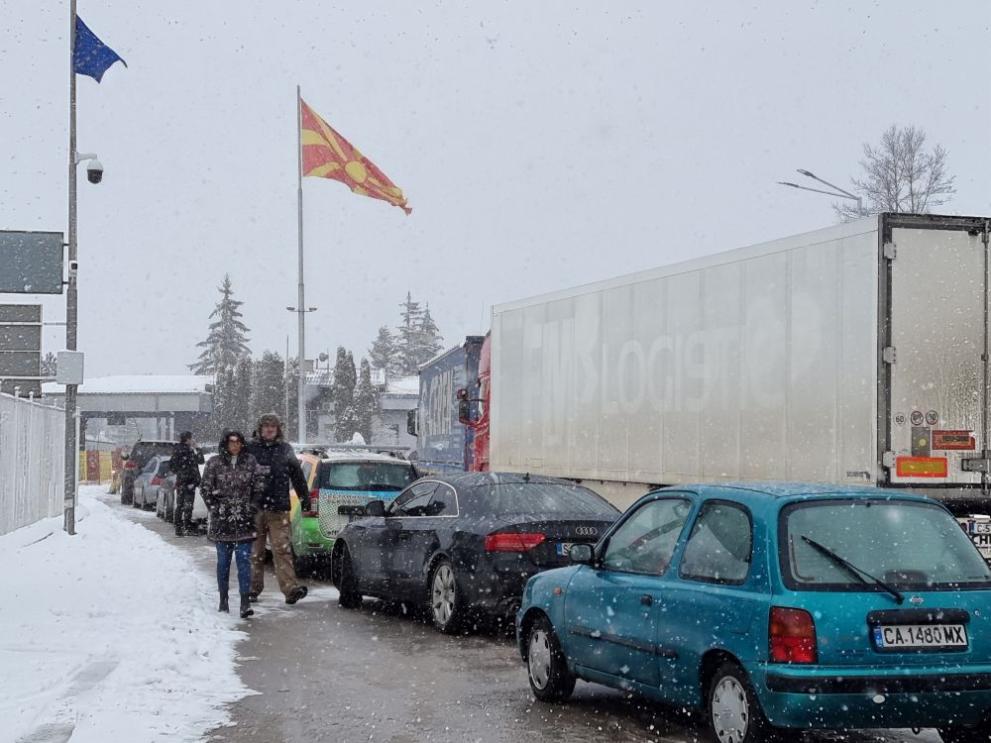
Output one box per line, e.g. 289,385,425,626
317,451,413,465
654,481,930,504
424,471,585,490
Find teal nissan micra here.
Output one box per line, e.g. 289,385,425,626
516,483,991,743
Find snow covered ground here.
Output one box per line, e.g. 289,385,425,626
0,485,251,743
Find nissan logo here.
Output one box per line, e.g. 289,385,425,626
575,526,598,537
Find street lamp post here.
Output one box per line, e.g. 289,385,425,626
778,168,865,216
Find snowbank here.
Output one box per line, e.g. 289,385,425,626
0,486,250,743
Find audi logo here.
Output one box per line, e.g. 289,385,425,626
575,526,598,537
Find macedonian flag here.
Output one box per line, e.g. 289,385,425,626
300,99,411,214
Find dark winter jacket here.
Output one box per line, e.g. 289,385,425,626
245,438,311,513
168,443,204,487
201,452,264,542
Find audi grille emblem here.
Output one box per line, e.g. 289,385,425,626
575,526,598,537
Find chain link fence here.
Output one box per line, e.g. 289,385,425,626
0,392,65,536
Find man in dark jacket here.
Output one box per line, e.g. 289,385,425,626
168,431,205,537
246,414,311,604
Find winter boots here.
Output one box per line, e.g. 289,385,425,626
240,595,254,619
219,592,229,613
286,585,308,605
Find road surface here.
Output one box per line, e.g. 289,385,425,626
117,498,939,743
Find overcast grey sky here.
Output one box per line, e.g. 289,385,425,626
2,1,990,378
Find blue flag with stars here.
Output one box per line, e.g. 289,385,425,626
73,16,126,82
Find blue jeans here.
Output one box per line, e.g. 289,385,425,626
216,540,253,596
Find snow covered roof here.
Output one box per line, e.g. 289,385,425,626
385,375,419,396
43,375,212,395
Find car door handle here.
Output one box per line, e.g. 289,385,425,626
640,594,653,607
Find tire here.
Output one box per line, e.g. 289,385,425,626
939,728,991,743
292,547,312,578
704,662,775,743
334,544,362,609
427,559,466,634
525,614,576,702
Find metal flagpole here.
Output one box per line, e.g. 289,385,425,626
64,0,79,534
296,85,306,443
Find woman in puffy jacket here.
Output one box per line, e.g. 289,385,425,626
201,430,265,618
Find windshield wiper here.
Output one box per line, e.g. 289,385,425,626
801,536,904,605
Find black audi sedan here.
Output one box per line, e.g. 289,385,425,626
331,472,620,633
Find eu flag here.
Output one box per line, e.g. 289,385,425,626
73,17,126,82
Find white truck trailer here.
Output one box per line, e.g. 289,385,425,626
490,213,991,556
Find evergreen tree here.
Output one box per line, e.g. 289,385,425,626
353,358,380,444
211,366,238,438
415,304,444,368
396,291,425,376
369,325,400,380
231,355,254,434
331,347,358,442
285,357,299,440
250,351,286,434
40,352,57,377
190,275,250,376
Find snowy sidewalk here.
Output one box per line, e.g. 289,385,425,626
0,486,251,743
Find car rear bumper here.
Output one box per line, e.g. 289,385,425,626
297,516,334,555
756,665,991,728
463,556,543,617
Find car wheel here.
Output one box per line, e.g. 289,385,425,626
427,559,465,634
526,614,576,702
938,727,991,743
292,547,312,578
705,662,775,743
334,544,362,609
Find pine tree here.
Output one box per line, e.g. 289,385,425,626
40,352,57,377
211,366,238,438
231,355,254,434
396,291,425,376
353,358,379,444
369,325,400,380
250,351,286,435
332,347,358,442
415,304,444,368
190,275,250,376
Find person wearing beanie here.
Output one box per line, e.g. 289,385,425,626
245,414,311,605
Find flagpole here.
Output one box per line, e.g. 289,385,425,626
295,85,306,443
64,0,79,534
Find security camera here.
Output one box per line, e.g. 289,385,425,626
87,158,104,184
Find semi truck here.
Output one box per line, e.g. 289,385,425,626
414,214,991,557
407,336,486,473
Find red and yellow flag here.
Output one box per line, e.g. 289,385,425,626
300,99,411,214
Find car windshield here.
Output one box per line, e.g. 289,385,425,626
470,483,618,517
782,499,991,590
319,462,416,492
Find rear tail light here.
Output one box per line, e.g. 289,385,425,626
770,607,818,664
303,488,319,518
484,531,546,552
150,475,162,486
123,461,137,470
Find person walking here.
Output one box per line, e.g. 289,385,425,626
168,431,204,536
246,414,311,605
201,430,264,619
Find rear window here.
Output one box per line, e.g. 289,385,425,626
130,442,175,463
318,461,416,492
781,499,991,591
467,482,618,517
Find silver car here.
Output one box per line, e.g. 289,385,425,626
132,455,171,510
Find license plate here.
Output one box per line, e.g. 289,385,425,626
556,542,574,557
873,624,968,650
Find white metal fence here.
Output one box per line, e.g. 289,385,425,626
0,392,65,536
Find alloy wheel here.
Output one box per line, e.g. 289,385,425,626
711,675,750,743
431,564,456,627
528,628,552,690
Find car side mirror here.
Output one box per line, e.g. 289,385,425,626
364,499,386,518
570,544,594,565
